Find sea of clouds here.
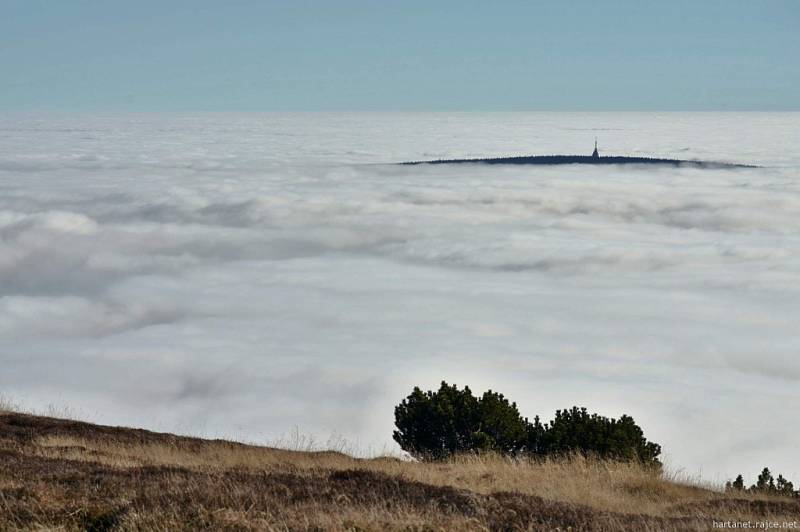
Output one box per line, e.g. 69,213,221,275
1,112,798,482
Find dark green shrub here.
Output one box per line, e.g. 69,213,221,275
728,468,797,497
543,407,661,465
776,475,795,496
726,474,745,491
393,382,661,466
474,389,530,454
754,467,776,491
392,382,529,459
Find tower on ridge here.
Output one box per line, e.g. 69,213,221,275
592,138,599,158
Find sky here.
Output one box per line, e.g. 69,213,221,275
1,0,798,111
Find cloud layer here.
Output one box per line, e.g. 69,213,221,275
1,112,799,481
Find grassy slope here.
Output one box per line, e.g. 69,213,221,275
1,411,797,531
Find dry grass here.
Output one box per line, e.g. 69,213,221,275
31,434,714,515
0,393,21,414
2,411,798,531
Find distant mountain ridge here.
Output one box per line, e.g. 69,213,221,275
401,154,755,168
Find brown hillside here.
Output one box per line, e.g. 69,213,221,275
0,412,797,531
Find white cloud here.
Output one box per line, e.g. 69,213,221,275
0,112,798,482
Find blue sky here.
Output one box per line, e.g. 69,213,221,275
2,0,798,111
